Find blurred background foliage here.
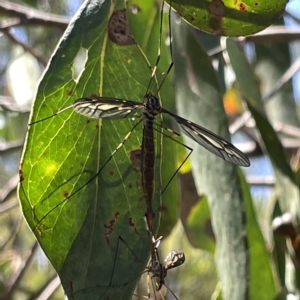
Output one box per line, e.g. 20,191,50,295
1,0,300,299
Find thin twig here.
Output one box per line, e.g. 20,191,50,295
262,55,300,103
242,26,300,44
29,275,61,300
0,198,18,213
0,140,24,153
0,96,31,113
1,28,47,66
0,0,70,29
0,242,39,300
273,121,300,138
246,175,275,186
0,215,22,249
0,174,19,202
230,54,300,134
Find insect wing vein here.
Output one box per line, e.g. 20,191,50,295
160,108,250,167
73,97,144,119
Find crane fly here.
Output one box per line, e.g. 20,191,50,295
73,93,250,166
55,89,250,220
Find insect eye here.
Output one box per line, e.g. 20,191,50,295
148,96,158,107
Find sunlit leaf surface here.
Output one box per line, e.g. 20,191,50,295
167,0,288,36
18,1,162,299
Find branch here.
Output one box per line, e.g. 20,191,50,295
0,242,39,300
0,96,31,113
28,275,61,300
243,26,300,44
0,28,47,66
0,174,19,203
0,0,70,29
0,140,24,154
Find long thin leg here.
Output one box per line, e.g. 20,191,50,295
152,123,193,195
157,1,174,93
146,1,165,96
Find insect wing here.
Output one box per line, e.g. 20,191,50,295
165,249,185,270
73,97,144,119
161,108,250,167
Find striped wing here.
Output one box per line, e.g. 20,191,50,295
161,108,250,167
73,97,144,119
164,249,185,270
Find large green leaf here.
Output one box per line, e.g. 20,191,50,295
18,1,163,299
167,0,288,36
172,14,250,300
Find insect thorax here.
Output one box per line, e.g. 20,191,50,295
143,93,161,120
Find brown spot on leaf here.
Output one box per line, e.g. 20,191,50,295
129,148,142,166
108,9,136,46
129,217,134,227
208,0,226,17
208,0,226,34
62,190,69,198
19,165,24,182
208,16,224,34
129,217,139,234
239,3,247,11
104,212,120,244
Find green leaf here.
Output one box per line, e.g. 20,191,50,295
167,0,288,36
18,1,162,299
239,169,277,300
172,13,250,300
272,199,286,287
186,195,216,253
